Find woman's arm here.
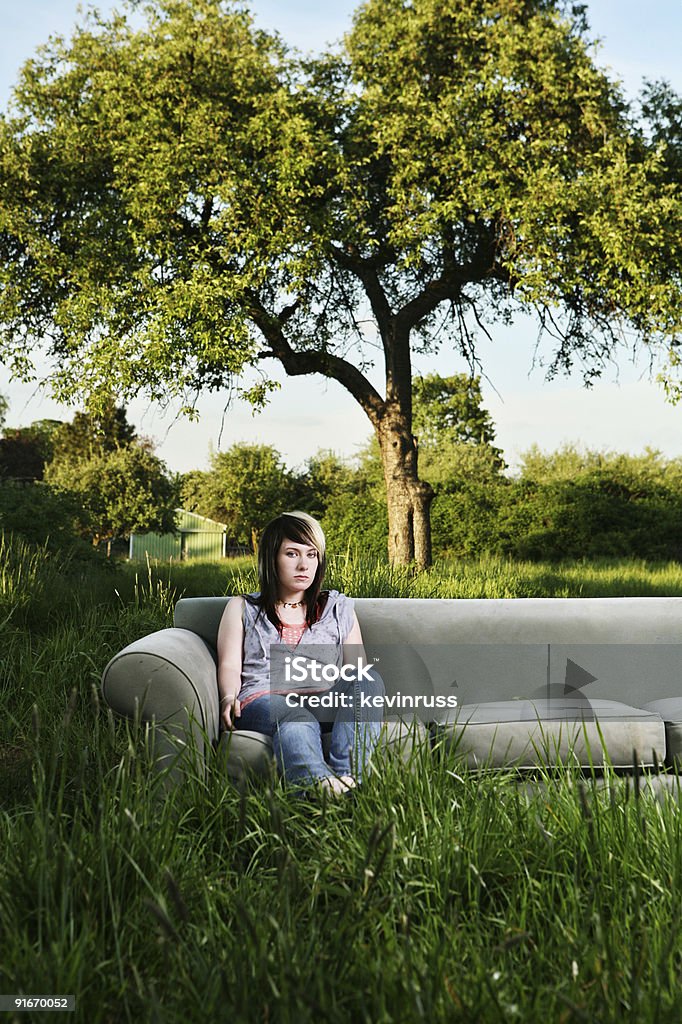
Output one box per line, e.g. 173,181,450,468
342,610,370,669
216,596,245,731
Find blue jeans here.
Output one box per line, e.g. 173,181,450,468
235,668,385,786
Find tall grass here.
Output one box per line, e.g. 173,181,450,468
126,549,682,600
4,536,682,1021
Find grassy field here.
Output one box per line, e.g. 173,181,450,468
3,535,682,1022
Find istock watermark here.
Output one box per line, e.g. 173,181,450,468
284,655,376,685
264,640,681,726
267,643,458,723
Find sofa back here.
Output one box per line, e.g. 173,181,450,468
174,596,682,709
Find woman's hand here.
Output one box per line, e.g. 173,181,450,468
220,694,241,731
217,595,245,733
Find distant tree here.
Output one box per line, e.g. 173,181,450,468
413,375,502,455
0,431,46,481
386,375,508,555
416,440,506,557
0,418,63,481
45,445,178,553
39,400,179,552
180,468,210,519
0,479,82,549
51,401,138,463
181,443,297,552
310,444,388,557
495,445,682,561
518,443,682,488
298,450,359,521
0,394,7,430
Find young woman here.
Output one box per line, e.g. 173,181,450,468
217,511,384,795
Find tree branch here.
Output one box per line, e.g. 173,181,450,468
328,243,393,339
246,291,386,426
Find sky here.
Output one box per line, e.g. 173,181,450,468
1,0,682,474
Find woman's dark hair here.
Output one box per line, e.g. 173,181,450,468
251,511,327,632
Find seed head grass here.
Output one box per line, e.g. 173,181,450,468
3,534,682,1021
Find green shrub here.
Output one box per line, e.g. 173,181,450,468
496,474,682,561
0,480,82,549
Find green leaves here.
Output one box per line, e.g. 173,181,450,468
43,404,178,546
1,0,682,563
0,0,298,404
2,0,680,397
180,443,299,550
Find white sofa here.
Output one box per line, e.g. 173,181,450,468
101,596,682,782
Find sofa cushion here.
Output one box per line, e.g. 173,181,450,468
642,698,682,766
216,729,275,784
432,698,666,769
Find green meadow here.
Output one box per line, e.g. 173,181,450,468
3,534,682,1022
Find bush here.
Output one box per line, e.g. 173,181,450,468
0,480,83,549
320,492,388,558
430,483,507,557
495,473,682,561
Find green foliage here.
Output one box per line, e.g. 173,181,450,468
0,430,47,482
519,442,682,486
314,441,388,557
0,481,83,549
347,0,682,349
413,374,502,457
640,80,682,182
51,401,137,463
0,419,63,481
1,0,680,396
1,0,681,564
430,481,507,558
317,438,682,562
410,374,508,555
181,443,299,550
45,445,179,548
0,0,295,406
297,450,359,521
321,491,389,559
23,402,180,550
496,446,682,561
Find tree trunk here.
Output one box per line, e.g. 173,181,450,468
412,479,433,569
377,415,434,568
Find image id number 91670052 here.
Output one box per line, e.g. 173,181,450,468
0,995,75,1012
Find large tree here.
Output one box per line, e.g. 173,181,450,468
0,0,680,566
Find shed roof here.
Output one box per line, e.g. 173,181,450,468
175,508,228,531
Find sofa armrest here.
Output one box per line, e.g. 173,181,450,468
101,627,220,772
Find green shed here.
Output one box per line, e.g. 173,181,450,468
129,509,229,561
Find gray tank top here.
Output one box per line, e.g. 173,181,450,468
239,590,355,704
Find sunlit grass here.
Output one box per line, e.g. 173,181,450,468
3,534,682,1020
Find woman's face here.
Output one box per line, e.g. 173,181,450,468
276,537,319,595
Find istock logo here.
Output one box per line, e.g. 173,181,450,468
284,656,376,684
